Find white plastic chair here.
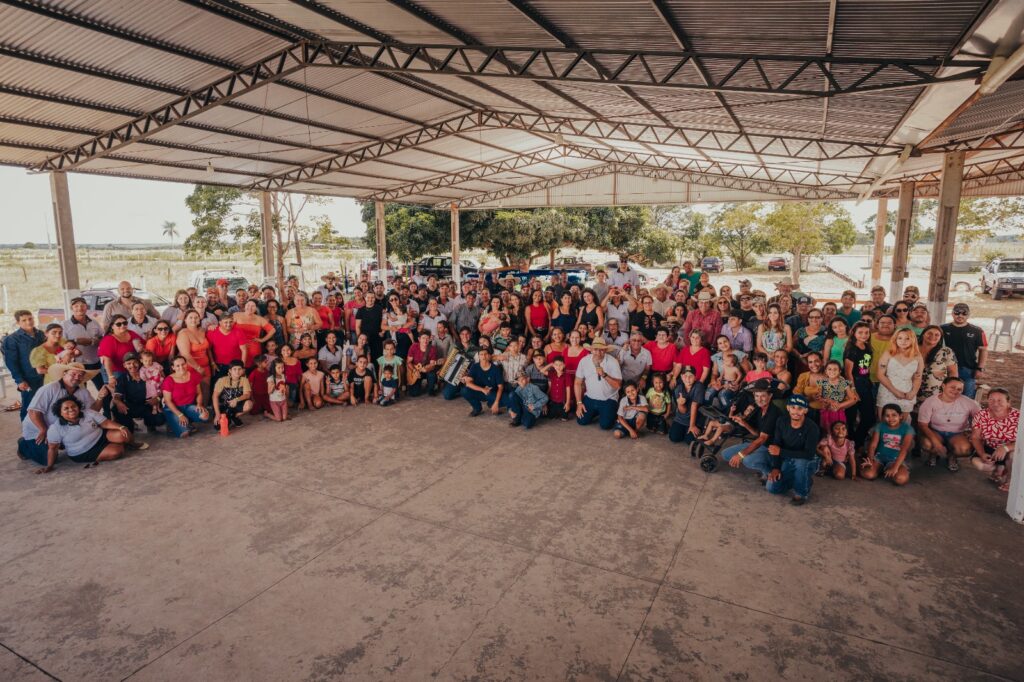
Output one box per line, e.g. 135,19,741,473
991,315,1020,352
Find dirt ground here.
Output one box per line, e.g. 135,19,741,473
0,390,1022,681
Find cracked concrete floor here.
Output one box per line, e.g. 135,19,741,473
1,397,1022,681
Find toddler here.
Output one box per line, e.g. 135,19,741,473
614,381,648,440
138,350,165,414
56,339,80,364
267,359,289,421
644,373,672,434
377,365,398,406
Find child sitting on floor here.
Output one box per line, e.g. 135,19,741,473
817,420,856,479
323,364,350,406
614,381,648,440
644,373,672,434
300,356,325,410
377,365,399,406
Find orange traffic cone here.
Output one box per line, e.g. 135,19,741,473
219,414,230,436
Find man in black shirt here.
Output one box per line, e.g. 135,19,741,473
721,380,780,478
354,292,385,361
940,302,988,398
766,394,821,506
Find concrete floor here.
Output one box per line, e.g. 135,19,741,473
1,398,1022,682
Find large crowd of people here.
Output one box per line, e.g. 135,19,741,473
3,258,1017,505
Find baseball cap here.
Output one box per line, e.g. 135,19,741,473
738,278,752,286
122,352,140,363
952,303,970,315
796,295,812,305
680,365,696,376
787,394,810,409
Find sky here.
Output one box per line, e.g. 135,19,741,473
1,166,880,246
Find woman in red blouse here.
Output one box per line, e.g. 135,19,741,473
969,388,1019,492
97,314,144,387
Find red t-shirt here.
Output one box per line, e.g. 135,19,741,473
248,368,269,398
547,370,570,404
527,303,549,330
144,334,177,363
206,327,244,365
676,346,712,379
161,368,201,406
97,331,143,372
644,341,677,373
407,343,438,366
344,301,364,332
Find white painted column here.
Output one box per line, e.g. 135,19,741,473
1007,391,1024,523
888,181,915,300
927,151,965,325
374,200,387,283
450,202,461,288
49,172,80,318
260,191,275,280
871,197,887,288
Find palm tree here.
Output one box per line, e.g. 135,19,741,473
162,220,179,246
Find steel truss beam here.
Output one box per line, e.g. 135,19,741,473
312,41,987,96
478,111,900,160
251,112,485,191
921,126,1024,154
371,143,867,202
874,156,1024,197
35,42,315,172
442,162,858,209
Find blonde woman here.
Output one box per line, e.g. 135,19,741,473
876,328,924,419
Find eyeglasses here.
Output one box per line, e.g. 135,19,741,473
156,327,170,333
953,311,968,316
113,322,127,327
894,307,908,313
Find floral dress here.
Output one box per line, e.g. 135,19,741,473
918,346,957,406
816,377,852,431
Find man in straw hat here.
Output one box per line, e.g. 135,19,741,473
575,337,623,430
17,362,106,466
317,272,344,301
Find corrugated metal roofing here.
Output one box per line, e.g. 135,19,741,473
0,0,1021,205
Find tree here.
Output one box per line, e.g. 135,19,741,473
581,206,677,263
161,220,179,246
764,202,853,284
709,202,769,270
183,186,245,254
924,197,1024,252
477,208,586,266
359,203,451,261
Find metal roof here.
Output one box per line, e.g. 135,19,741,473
1,0,1023,208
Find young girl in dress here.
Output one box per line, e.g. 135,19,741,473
280,344,302,405
263,338,280,366
138,350,165,415
817,421,856,480
267,359,289,422
817,360,857,432
300,356,325,410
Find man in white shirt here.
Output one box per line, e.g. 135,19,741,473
608,256,641,291
575,338,623,430
615,333,652,388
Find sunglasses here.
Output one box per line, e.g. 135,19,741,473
156,327,170,332
113,322,127,327
894,307,908,313
953,311,968,316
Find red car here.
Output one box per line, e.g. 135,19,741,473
768,257,789,271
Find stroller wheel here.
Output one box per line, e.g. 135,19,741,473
700,454,718,473
689,440,703,459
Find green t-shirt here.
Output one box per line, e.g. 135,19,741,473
645,388,671,415
683,271,702,292
873,421,914,463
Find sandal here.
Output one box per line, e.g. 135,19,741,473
947,456,959,473
3,401,21,412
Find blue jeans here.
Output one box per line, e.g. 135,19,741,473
668,421,695,443
442,382,462,400
721,443,772,476
408,371,437,397
576,395,618,430
461,386,498,413
958,366,977,399
766,457,821,499
162,404,209,437
508,392,542,429
18,384,40,421
17,437,48,466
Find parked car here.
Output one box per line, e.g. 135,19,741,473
981,259,1024,300
37,287,172,326
701,256,724,273
551,256,594,273
413,256,480,279
188,269,250,294
768,256,790,272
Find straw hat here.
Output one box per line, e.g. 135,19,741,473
46,362,100,384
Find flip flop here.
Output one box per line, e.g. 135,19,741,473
3,401,21,412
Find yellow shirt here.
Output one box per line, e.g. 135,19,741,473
869,335,892,383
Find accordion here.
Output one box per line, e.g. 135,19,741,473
440,347,471,386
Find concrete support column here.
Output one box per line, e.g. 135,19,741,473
374,200,387,283
871,197,887,288
1008,391,1024,523
888,181,915,300
927,151,965,325
49,172,80,317
450,202,461,288
260,191,275,280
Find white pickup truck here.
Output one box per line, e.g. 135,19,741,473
981,259,1024,300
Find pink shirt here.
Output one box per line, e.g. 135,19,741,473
161,369,201,407
918,395,980,433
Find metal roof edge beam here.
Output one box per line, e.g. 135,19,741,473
251,112,484,191
443,162,857,209
316,41,988,96
36,41,312,172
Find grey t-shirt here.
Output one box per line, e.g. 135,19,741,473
22,381,94,441
46,409,106,457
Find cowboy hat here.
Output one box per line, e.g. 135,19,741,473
321,271,339,281
45,362,100,384
585,338,611,351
